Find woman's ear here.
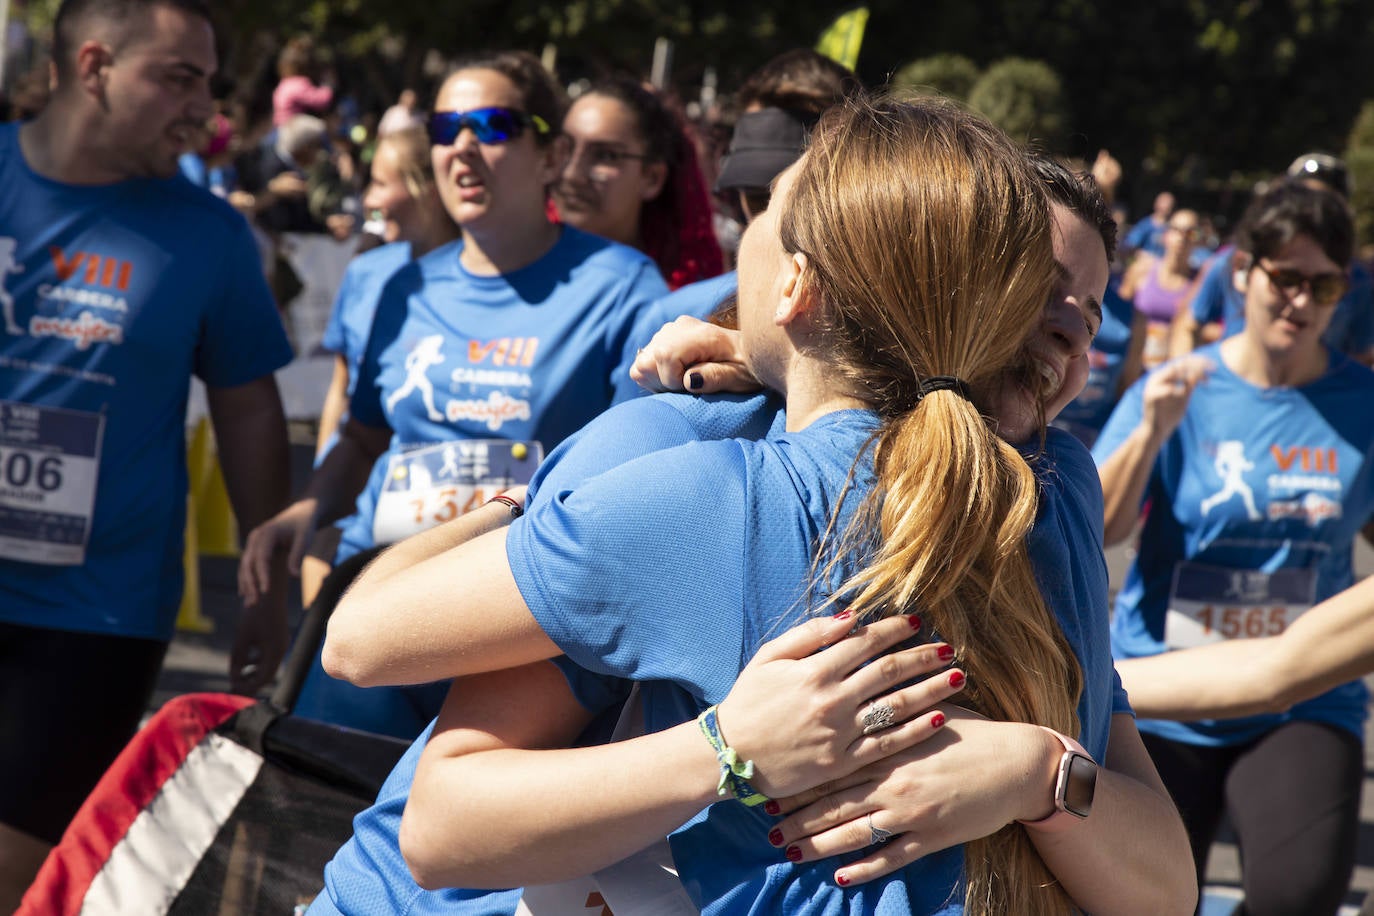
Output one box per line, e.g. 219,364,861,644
1232,253,1252,293
640,161,668,202
538,134,571,188
775,252,812,324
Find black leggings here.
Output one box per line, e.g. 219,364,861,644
1142,721,1363,916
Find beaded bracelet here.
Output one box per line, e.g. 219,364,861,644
696,705,770,807
487,494,524,519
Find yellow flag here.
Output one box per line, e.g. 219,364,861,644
816,7,870,71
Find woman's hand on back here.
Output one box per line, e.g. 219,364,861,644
765,708,1057,885
714,612,965,802
630,316,762,394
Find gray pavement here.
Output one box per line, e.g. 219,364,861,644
155,445,1374,911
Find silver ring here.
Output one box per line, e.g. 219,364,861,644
868,813,893,846
861,701,896,735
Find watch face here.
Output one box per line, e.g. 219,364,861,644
1061,753,1098,818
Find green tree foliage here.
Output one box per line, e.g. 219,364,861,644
890,53,979,101
23,0,1374,196
1344,100,1374,247
967,57,1066,148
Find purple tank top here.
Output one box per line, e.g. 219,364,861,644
1134,262,1190,324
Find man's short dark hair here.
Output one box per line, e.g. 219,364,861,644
1031,155,1117,263
52,0,212,80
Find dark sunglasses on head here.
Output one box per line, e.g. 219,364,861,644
427,107,551,146
1254,260,1348,307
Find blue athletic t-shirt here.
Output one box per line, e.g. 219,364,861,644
0,123,292,640
1094,344,1374,745
1054,276,1136,448
510,414,1125,915
312,391,784,916
299,227,666,736
610,271,737,404
335,226,668,562
321,241,412,393
315,241,412,462
1192,250,1374,358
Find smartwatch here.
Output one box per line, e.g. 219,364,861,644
1017,726,1098,832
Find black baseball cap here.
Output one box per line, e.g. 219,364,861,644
715,107,811,193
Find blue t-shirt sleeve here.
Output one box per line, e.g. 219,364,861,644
348,278,408,430
195,211,293,386
1110,667,1134,717
1341,265,1374,354
550,656,633,713
1091,375,1148,468
1123,220,1152,253
609,273,738,405
320,261,358,356
527,398,704,506
1190,258,1229,324
507,441,747,687
602,261,669,405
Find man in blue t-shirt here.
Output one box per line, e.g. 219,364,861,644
1123,190,1176,258
0,1,295,904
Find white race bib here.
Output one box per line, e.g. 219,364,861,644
371,439,542,546
1164,561,1317,650
0,400,104,566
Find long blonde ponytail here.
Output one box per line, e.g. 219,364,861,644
782,95,1084,916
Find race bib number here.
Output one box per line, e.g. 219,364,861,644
0,400,104,566
1164,562,1316,650
372,439,542,546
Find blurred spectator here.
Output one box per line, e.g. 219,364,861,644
235,113,342,234
1123,190,1176,258
377,88,424,137
178,112,237,198
273,36,333,127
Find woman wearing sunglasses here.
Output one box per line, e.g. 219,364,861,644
238,50,667,738
1094,178,1374,914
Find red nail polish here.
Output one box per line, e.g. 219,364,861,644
764,800,781,816
834,610,854,621
786,845,803,862
836,873,852,887
948,671,965,689
908,614,922,630
768,828,784,846
937,644,955,661
931,712,946,728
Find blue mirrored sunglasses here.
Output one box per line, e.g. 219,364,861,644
427,107,551,146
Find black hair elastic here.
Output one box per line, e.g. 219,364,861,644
916,376,972,402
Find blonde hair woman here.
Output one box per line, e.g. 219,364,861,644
324,97,1193,914
303,126,460,606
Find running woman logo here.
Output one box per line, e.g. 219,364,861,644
1200,440,1262,521
0,238,25,335
386,335,447,422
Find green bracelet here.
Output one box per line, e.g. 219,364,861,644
697,705,770,807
